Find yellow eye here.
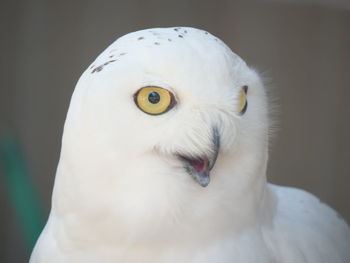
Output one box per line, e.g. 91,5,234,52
134,86,176,115
238,86,248,115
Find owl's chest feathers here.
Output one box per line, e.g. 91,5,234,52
47,196,275,263
50,218,274,263
47,159,273,262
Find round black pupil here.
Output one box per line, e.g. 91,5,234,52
148,92,160,104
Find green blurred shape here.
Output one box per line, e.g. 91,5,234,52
0,135,45,251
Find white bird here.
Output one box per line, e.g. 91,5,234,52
30,27,350,263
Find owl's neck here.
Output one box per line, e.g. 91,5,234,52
48,142,273,248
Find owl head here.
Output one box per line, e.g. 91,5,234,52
53,27,269,242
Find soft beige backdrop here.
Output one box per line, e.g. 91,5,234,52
1,0,349,262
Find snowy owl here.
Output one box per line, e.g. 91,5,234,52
30,27,350,263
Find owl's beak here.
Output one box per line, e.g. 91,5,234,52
178,127,220,187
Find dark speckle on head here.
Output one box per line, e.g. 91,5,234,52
174,28,179,31
109,55,114,58
178,35,183,38
92,65,103,73
105,60,116,65
90,65,95,69
154,42,160,45
168,38,172,41
91,59,117,74
184,30,187,33
138,36,144,40
120,52,126,56
205,31,208,34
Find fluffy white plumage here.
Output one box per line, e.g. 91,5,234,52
30,27,350,263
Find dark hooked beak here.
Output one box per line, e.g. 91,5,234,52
178,127,220,187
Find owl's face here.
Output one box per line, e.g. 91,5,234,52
64,28,268,189
59,28,269,236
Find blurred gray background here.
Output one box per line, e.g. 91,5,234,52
1,0,349,262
